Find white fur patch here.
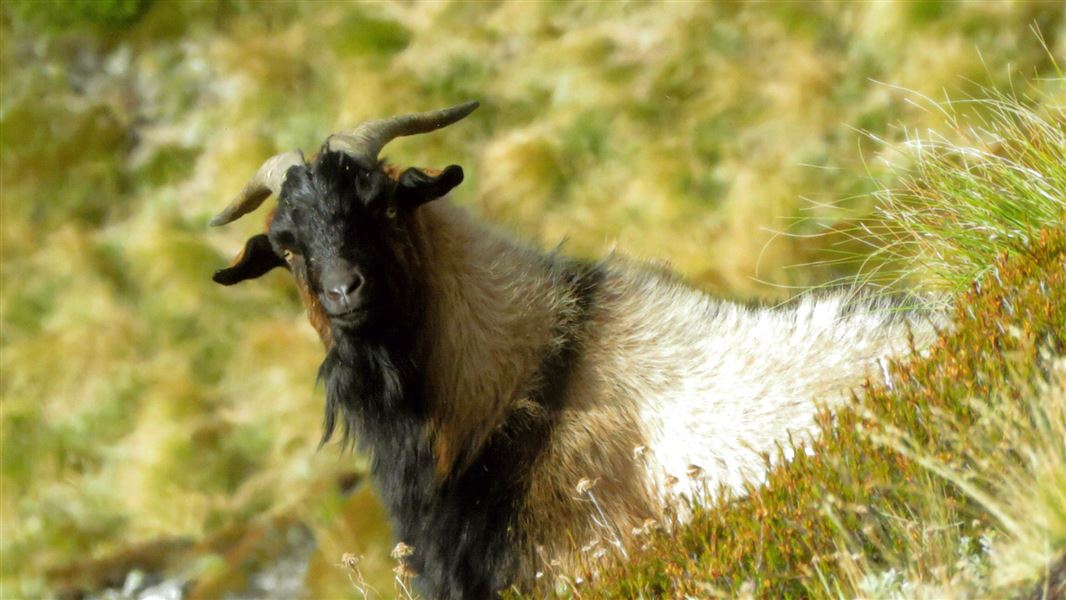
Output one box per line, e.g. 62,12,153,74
592,266,935,506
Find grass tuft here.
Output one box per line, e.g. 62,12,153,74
810,75,1066,307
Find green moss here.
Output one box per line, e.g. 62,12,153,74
32,486,130,558
904,0,953,26
0,96,132,226
418,54,494,108
2,278,60,339
6,0,153,32
560,111,613,167
1,405,44,489
678,171,728,208
329,8,411,60
159,420,269,495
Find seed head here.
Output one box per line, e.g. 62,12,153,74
390,541,415,560
340,553,360,570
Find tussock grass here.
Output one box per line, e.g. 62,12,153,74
818,75,1066,306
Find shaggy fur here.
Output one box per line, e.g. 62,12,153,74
386,201,934,587
214,151,937,599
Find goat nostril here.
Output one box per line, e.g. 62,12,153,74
321,266,365,308
327,286,347,302
326,274,364,305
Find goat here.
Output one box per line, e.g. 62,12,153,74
210,101,934,599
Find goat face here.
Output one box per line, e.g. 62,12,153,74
211,102,477,342
269,152,462,337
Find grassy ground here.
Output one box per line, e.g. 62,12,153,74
1,2,1064,598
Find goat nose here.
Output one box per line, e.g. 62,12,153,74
321,268,365,305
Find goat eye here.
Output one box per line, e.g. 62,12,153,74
386,206,397,219
282,250,295,262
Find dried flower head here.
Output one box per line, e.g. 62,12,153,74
579,538,602,554
632,445,648,459
686,464,704,479
632,517,660,537
664,474,679,489
390,541,415,560
340,552,360,570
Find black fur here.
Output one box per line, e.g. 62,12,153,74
320,259,603,599
396,165,465,209
218,149,605,598
212,234,287,285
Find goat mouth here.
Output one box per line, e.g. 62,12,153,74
329,308,368,328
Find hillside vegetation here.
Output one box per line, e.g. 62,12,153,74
529,79,1066,599
1,2,1063,598
560,174,1066,600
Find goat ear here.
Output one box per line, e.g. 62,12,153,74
395,165,464,209
213,233,286,286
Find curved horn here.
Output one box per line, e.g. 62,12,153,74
327,100,479,161
209,149,306,227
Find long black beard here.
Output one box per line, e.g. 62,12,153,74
318,268,426,450
318,329,526,599
318,329,423,451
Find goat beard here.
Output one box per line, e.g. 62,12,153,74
318,331,418,450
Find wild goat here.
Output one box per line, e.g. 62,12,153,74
210,101,934,599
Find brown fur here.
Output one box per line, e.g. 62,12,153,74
410,202,561,480
297,284,333,349
402,201,660,574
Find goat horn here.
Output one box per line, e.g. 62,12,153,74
209,149,306,227
327,100,479,161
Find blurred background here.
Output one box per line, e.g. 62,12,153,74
1,1,1062,598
